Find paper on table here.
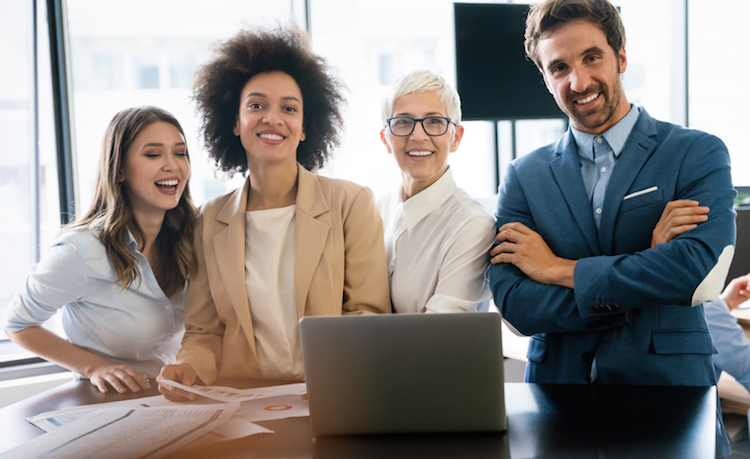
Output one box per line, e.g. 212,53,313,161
27,394,180,432
158,380,306,403
188,418,273,448
3,403,239,459
27,396,274,447
236,393,310,422
27,381,307,445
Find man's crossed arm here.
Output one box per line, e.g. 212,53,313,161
490,199,710,289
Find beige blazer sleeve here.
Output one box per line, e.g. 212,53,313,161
176,180,258,385
296,169,391,318
175,211,225,385
340,186,391,315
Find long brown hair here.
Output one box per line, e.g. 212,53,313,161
66,106,196,298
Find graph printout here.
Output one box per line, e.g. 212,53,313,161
157,380,306,403
3,403,238,459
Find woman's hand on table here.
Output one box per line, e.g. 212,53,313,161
88,363,150,394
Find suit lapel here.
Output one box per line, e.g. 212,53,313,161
550,132,601,256
213,176,258,357
598,111,658,254
294,165,330,317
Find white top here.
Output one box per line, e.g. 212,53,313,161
244,205,302,381
378,168,496,314
3,228,184,378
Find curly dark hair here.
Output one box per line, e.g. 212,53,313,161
193,24,345,174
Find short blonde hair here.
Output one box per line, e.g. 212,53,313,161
381,70,462,126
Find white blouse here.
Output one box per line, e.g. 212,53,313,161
378,168,496,314
244,205,302,381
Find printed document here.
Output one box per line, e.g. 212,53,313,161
4,403,238,458
157,380,306,403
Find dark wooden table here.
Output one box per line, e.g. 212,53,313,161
0,381,716,458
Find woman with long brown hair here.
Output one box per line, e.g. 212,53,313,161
3,106,195,394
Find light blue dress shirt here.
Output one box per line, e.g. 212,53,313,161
703,298,750,392
572,105,640,228
3,228,184,378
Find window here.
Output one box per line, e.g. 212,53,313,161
132,55,160,89
688,0,750,189
618,0,684,125
0,1,60,343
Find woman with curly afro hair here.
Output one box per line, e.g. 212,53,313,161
158,25,390,397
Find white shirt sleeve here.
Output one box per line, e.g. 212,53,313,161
424,215,496,314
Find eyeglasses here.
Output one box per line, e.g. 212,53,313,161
385,116,455,137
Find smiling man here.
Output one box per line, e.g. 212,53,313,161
486,1,736,455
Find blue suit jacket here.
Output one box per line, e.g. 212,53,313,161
488,107,736,386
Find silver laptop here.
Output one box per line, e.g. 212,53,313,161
299,312,507,435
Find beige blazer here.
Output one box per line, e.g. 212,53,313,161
176,165,391,385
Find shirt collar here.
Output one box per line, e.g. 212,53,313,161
125,227,139,251
571,104,640,160
400,167,456,229
91,225,139,252
114,228,138,252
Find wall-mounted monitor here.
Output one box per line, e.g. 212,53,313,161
727,207,750,288
454,3,563,121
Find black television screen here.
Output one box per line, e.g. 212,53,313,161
455,3,563,121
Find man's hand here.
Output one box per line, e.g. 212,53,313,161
651,200,748,309
651,199,709,248
490,222,576,288
720,274,750,310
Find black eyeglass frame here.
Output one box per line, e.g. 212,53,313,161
385,116,456,137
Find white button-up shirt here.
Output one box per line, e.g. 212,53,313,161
378,168,495,314
3,228,184,378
